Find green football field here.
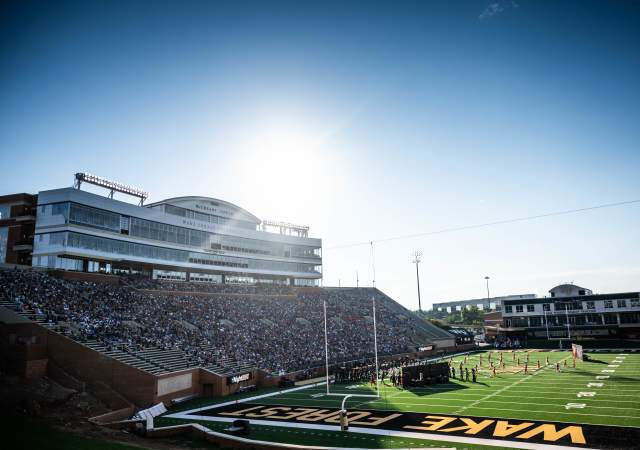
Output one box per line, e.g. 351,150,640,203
158,350,640,450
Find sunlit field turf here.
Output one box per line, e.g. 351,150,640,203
157,350,640,449
279,350,640,428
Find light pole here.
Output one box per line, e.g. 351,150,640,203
411,251,423,312
484,276,491,305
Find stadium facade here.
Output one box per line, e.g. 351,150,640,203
9,179,323,286
499,284,640,341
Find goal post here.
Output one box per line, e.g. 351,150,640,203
322,293,381,400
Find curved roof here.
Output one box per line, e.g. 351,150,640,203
550,283,588,291
147,196,261,224
549,283,592,297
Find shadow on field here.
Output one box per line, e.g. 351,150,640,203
586,358,608,364
402,380,474,396
564,365,639,382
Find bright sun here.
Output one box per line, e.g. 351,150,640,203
233,119,335,221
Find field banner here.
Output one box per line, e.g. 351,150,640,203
572,343,584,361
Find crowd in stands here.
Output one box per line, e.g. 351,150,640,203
0,268,433,374
493,336,523,349
150,280,294,296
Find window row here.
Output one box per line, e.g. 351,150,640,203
42,202,321,259
36,232,320,274
505,298,639,313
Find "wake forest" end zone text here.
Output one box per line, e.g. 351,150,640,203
189,403,640,449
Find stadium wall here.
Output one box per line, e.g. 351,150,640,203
0,321,48,379
47,358,86,391
43,326,259,406
45,330,158,407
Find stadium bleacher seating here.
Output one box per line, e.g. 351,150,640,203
0,268,452,375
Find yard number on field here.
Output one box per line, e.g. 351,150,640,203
565,403,586,409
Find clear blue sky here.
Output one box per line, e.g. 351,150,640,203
1,0,639,309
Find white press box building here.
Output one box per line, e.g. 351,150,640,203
31,175,322,286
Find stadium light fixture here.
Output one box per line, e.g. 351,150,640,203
485,276,491,301
411,250,423,311
74,172,149,205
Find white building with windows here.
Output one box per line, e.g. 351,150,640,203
501,284,640,340
32,185,322,286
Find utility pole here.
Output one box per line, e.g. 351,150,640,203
356,271,359,288
411,251,423,312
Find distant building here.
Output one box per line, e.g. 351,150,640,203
432,293,536,313
499,284,640,343
0,193,38,266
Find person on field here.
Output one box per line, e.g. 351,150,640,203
524,363,528,374
471,367,477,383
556,362,560,373
465,367,470,381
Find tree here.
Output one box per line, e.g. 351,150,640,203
461,305,483,325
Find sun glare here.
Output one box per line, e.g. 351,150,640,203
234,119,337,220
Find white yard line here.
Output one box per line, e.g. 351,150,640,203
268,392,640,406
454,362,555,414
166,381,323,417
